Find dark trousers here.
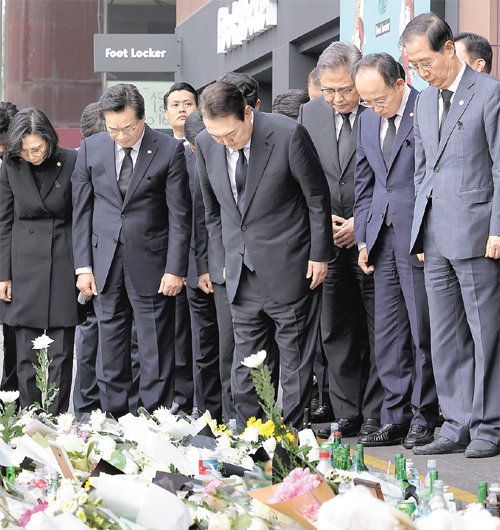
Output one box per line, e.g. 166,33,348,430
213,282,236,421
372,224,438,427
321,247,383,420
15,326,74,414
1,323,17,391
173,287,194,413
187,284,222,422
93,243,175,417
230,268,321,430
423,207,500,445
74,306,140,416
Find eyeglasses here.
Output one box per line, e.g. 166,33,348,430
408,53,439,73
320,87,355,97
106,120,139,136
20,145,47,159
359,87,395,108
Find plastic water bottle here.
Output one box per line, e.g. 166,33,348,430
327,422,339,442
406,459,420,488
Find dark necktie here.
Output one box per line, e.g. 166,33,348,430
439,89,453,139
382,115,397,168
235,148,247,214
234,149,253,270
337,113,352,167
383,116,397,226
118,147,133,198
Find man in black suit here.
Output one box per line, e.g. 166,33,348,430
298,42,384,438
72,84,192,417
196,82,332,430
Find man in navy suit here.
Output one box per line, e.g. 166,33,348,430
402,14,500,458
352,53,438,448
72,84,192,417
196,82,332,430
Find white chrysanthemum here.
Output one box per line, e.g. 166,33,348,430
207,511,232,530
123,458,139,474
153,406,174,424
194,507,212,523
31,334,54,350
57,413,74,433
241,350,267,369
57,433,86,454
241,425,259,444
262,436,277,455
91,435,116,460
90,409,106,431
240,455,256,470
216,432,232,449
0,390,19,403
248,518,269,530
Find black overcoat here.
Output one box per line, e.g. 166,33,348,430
0,147,82,328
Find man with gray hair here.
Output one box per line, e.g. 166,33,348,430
298,42,383,438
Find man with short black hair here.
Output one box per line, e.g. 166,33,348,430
163,82,198,142
272,89,310,119
72,83,192,417
217,72,261,109
352,53,438,448
402,13,500,458
196,81,332,429
454,32,492,74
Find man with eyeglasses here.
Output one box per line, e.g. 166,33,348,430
298,42,384,439
352,53,438,448
72,83,192,417
401,14,500,458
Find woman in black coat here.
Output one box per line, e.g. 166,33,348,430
0,108,82,413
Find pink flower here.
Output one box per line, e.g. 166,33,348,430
302,502,320,522
268,467,321,504
18,503,48,527
204,479,224,495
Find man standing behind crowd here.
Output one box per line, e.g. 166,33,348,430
352,53,438,448
454,32,492,74
402,14,500,458
72,83,191,417
299,42,384,439
196,82,332,429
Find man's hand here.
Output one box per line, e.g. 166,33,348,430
76,273,98,298
0,280,12,302
198,273,214,294
485,236,500,259
358,248,374,275
332,215,346,238
417,253,425,262
333,216,355,248
306,261,328,289
158,273,184,296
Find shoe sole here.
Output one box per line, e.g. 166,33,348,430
465,451,499,458
413,447,465,455
359,437,405,447
402,438,434,450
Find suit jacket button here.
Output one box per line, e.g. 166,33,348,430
434,167,440,172
387,186,392,193
121,214,126,219
29,229,34,234
241,225,247,231
340,180,345,185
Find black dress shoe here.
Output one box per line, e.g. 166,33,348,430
412,436,466,455
403,424,434,449
310,397,320,411
358,423,410,447
310,402,335,423
359,418,381,436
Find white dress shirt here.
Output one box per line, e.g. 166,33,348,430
334,106,358,140
225,112,253,204
438,61,466,126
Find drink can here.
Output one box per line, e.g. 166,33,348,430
395,500,416,518
199,458,218,475
320,441,335,456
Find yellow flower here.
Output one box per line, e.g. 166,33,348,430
259,420,275,439
286,431,295,442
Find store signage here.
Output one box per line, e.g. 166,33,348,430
375,19,391,37
94,34,177,72
217,0,278,54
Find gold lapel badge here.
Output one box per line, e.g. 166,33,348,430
409,112,414,118
147,149,153,154
56,161,62,166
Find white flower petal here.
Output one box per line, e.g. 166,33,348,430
241,350,267,369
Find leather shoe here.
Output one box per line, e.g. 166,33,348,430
316,417,362,439
465,439,499,458
412,436,466,455
403,424,434,449
359,418,381,436
358,423,410,446
310,402,335,423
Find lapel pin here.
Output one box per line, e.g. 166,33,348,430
56,161,62,166
409,112,414,117
147,149,152,154
459,100,464,105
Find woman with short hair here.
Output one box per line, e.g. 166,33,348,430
0,107,82,413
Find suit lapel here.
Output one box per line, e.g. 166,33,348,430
101,134,123,205
243,111,273,218
13,161,50,213
39,148,63,200
386,86,417,172
437,66,475,159
123,125,156,208
214,141,241,221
